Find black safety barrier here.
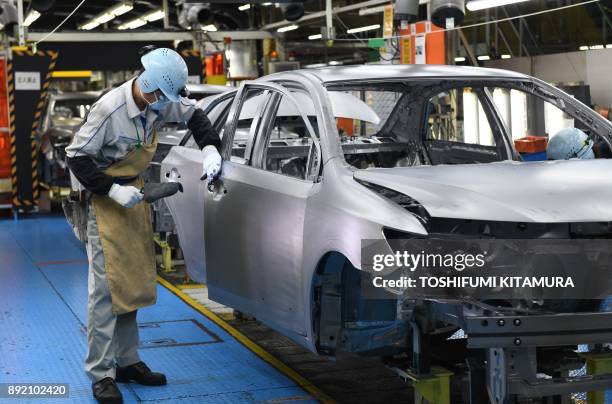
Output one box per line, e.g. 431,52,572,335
9,49,57,210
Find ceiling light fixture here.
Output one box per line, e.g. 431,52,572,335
277,24,299,33
23,10,40,27
358,5,387,16
477,55,491,61
80,21,100,30
346,24,380,34
501,54,511,59
579,45,589,51
308,33,322,40
79,1,134,30
466,0,529,11
201,24,217,31
607,44,612,49
590,44,604,50
454,56,466,62
238,4,251,11
143,9,164,22
117,19,147,30
117,9,163,30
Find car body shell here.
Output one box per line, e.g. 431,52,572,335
161,65,612,355
38,91,101,186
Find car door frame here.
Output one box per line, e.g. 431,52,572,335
422,83,515,164
160,90,238,283
179,90,238,147
219,81,321,172
205,80,322,336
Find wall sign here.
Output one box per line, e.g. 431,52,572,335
187,75,201,85
15,72,41,90
415,35,426,64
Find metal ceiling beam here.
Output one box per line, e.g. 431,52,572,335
26,30,272,42
284,41,367,48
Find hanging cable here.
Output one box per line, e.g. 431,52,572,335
35,0,87,45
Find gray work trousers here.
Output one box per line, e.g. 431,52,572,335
84,203,141,382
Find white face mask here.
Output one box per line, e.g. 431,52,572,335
139,88,169,111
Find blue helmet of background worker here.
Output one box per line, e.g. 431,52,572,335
547,127,595,160
136,48,188,109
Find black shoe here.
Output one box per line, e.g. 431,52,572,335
92,377,123,404
116,361,167,386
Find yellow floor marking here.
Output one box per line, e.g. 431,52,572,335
157,276,335,403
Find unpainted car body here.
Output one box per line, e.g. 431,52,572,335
161,65,612,359
38,91,101,186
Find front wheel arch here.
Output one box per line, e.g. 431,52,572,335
310,251,401,357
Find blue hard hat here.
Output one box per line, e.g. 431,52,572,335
547,127,594,160
137,48,187,102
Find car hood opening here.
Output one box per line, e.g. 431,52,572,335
353,159,612,223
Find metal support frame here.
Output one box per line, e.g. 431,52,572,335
411,319,431,376
466,356,489,404
499,7,529,57
417,299,612,402
495,23,515,58
597,3,612,44
16,0,25,47
162,0,170,30
325,0,332,42
27,31,272,43
458,29,478,66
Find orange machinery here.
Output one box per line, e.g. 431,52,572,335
399,21,446,65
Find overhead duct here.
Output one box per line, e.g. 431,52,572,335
176,1,248,30
178,2,213,29
0,2,18,36
430,0,465,27
31,0,54,12
394,0,419,22
280,2,304,21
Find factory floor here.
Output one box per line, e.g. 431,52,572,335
0,216,322,403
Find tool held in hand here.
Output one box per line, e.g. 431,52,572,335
141,182,183,203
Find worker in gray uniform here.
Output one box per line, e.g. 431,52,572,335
65,47,222,404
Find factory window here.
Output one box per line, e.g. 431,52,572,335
425,88,496,147
487,87,579,140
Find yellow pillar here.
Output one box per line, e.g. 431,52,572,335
581,351,612,404
407,366,453,404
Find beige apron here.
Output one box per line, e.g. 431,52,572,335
91,133,158,315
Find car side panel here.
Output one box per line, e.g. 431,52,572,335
205,162,311,335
